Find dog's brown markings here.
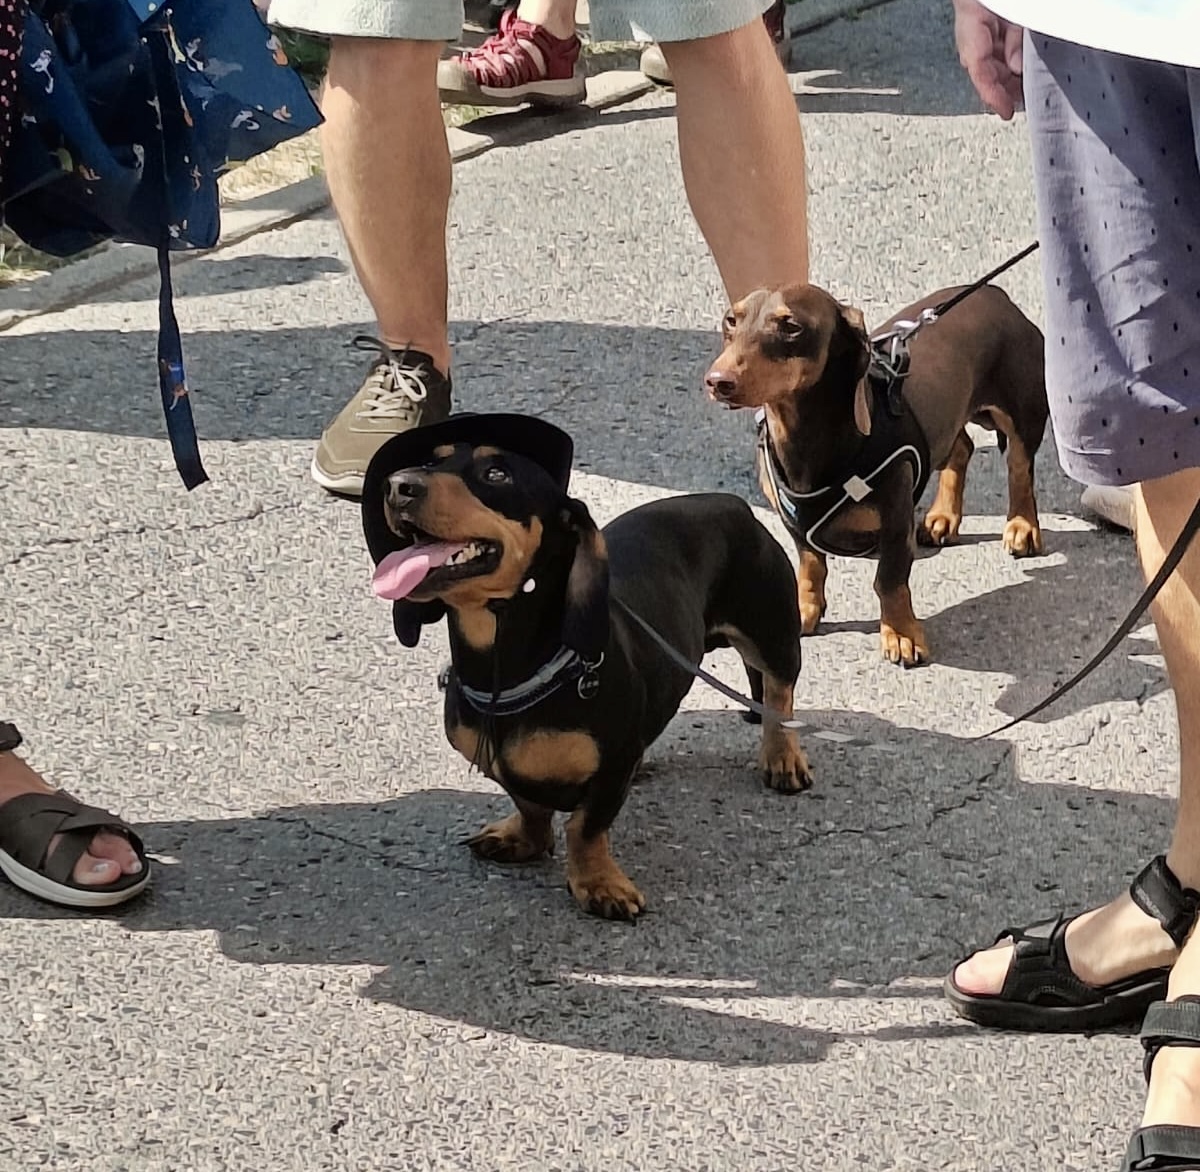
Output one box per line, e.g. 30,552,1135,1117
758,674,814,793
503,731,600,786
565,811,645,921
707,624,814,791
797,548,828,635
708,286,844,410
472,445,502,458
466,796,555,864
448,723,501,780
432,444,456,458
987,407,1045,558
407,470,547,642
877,583,928,667
565,525,608,610
920,429,975,547
756,459,781,516
452,606,499,652
837,503,881,535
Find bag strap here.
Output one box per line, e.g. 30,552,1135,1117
155,238,208,489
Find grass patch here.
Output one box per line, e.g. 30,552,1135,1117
0,227,75,286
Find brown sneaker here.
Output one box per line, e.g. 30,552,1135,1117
639,0,792,85
311,336,453,496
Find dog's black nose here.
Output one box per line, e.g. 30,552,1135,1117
386,469,427,507
705,370,737,399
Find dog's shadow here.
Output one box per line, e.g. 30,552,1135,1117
1,710,1170,1067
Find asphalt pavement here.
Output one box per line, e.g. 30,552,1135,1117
0,1,1174,1168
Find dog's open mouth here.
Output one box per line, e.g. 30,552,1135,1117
372,524,501,601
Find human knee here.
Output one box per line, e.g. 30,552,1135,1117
657,17,769,77
326,35,442,92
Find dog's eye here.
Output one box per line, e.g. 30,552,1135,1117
778,318,806,338
723,311,737,331
483,465,511,485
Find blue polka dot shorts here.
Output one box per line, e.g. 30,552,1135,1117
1025,33,1200,487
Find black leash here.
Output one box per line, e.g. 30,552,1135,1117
618,497,1200,746
617,240,1195,746
975,496,1200,740
613,598,803,728
929,241,1040,319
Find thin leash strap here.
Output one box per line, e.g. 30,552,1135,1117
466,604,505,774
930,241,1040,320
975,495,1200,740
612,598,803,728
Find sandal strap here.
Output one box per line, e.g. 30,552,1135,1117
995,914,1104,1007
0,791,144,885
1131,856,1200,950
1142,999,1200,1084
988,916,1128,1007
1125,1124,1200,1170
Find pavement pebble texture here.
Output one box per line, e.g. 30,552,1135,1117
0,1,1171,1169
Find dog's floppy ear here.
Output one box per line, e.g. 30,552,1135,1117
392,599,447,649
560,498,610,662
838,302,873,437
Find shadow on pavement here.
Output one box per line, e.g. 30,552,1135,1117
1,312,1158,714
0,709,1171,1066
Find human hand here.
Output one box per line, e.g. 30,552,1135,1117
952,0,1024,120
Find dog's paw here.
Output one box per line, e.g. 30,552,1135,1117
880,620,929,668
760,737,814,794
465,813,554,863
568,867,646,921
919,509,961,547
1003,516,1044,558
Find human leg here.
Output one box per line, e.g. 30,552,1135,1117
638,0,791,86
269,0,458,494
945,35,1200,1030
649,5,810,297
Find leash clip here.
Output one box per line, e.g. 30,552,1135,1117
577,653,604,700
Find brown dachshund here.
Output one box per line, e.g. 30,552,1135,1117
361,413,813,921
704,283,1049,666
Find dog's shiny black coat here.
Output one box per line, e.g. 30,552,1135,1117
362,427,809,918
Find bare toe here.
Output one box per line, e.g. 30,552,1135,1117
952,941,1015,995
83,829,141,873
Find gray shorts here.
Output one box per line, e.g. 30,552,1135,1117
268,0,772,45
1024,33,1200,487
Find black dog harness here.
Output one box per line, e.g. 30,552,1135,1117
756,333,932,558
439,647,604,717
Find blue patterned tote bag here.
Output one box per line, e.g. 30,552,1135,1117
2,0,322,487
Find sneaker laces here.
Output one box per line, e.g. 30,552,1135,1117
352,335,430,423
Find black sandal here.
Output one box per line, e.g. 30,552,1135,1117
0,724,150,909
944,856,1199,1032
1122,998,1200,1170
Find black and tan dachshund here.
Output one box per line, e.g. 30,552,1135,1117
361,413,813,921
705,283,1049,667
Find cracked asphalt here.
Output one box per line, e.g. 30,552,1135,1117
0,1,1178,1168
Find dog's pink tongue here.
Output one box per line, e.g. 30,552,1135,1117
372,543,465,601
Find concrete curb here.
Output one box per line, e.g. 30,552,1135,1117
0,0,885,331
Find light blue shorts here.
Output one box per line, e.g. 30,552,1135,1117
268,0,773,46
